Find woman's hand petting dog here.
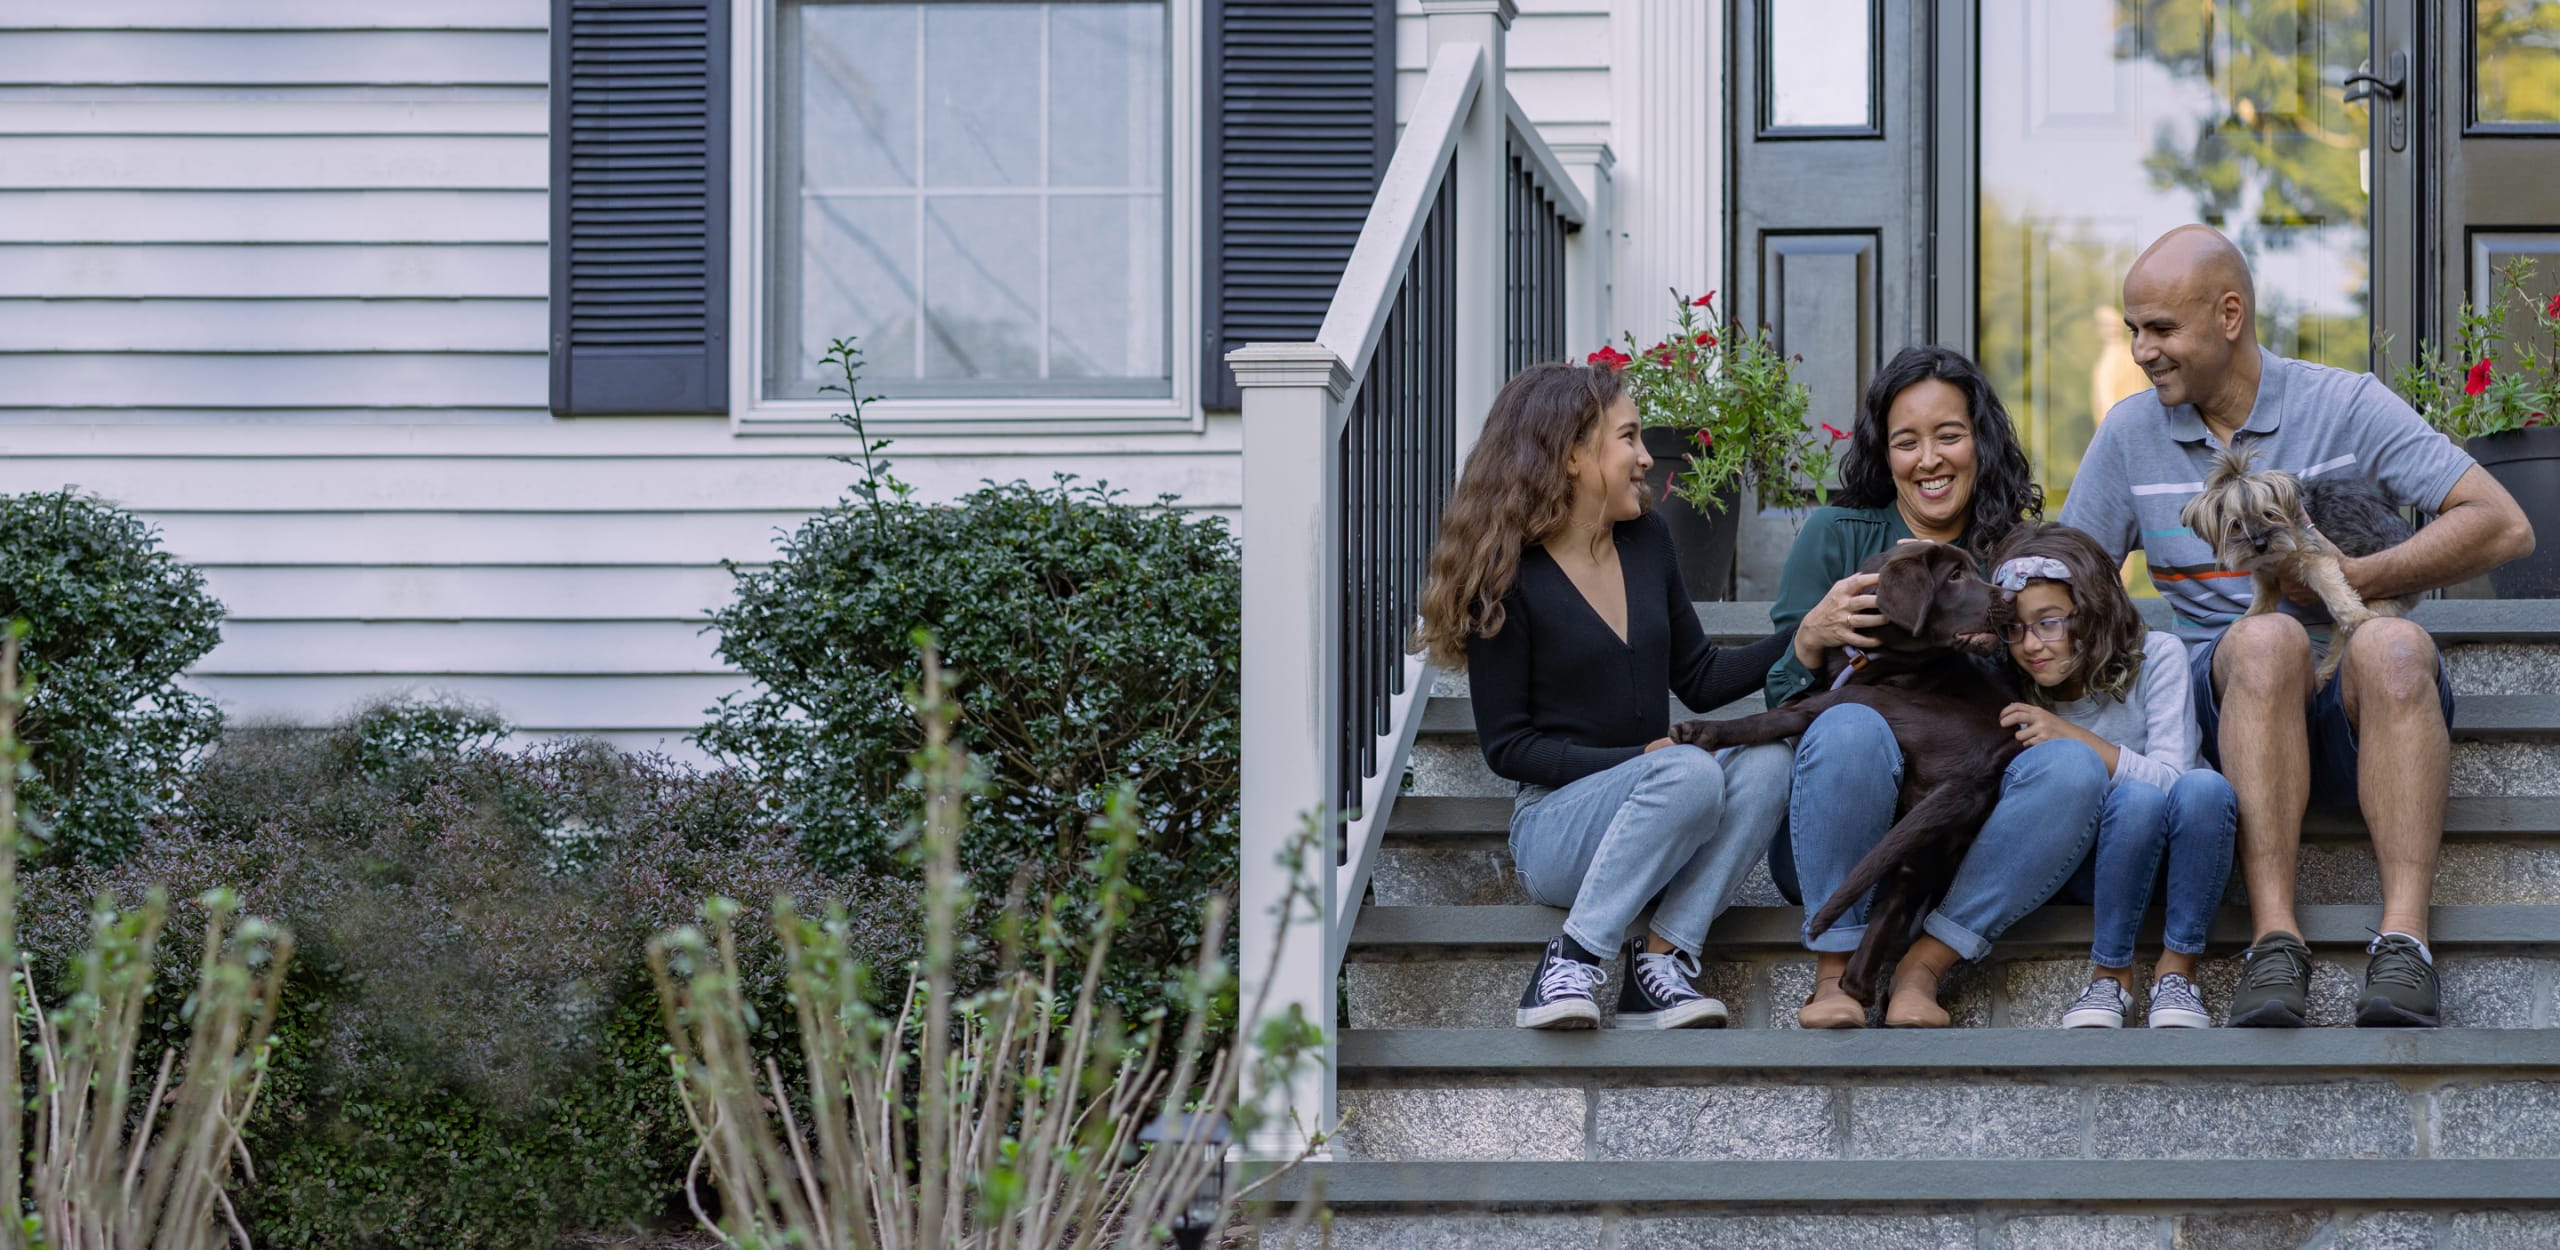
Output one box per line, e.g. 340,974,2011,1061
1998,702,2077,748
1794,570,1886,668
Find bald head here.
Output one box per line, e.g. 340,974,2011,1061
2127,225,2256,336
2119,226,2262,422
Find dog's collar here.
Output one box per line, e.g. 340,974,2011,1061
1829,645,1872,691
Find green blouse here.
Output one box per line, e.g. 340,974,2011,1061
1763,505,1985,707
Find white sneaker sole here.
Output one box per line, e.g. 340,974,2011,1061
1618,998,1729,1030
2148,1006,2211,1029
2060,1006,2128,1029
1516,1000,1601,1029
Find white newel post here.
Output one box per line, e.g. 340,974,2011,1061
1552,142,1617,357
1421,0,1514,452
1226,342,1354,1162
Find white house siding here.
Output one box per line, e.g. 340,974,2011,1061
1395,0,1722,349
0,2,1240,757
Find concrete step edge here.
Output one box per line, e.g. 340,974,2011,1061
1382,794,2560,842
1420,693,2560,740
1347,903,2560,953
1247,1158,2560,1205
1336,1027,2560,1075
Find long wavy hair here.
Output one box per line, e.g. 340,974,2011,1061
1990,522,2145,704
1413,362,1626,667
1834,345,2044,557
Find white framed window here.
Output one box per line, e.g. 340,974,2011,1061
747,0,1189,428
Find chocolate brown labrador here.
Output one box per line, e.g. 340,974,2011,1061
1668,541,2024,1002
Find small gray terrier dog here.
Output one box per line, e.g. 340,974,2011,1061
2179,445,2419,683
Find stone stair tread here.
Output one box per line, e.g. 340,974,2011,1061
1251,1159,2560,1205
1382,793,2560,842
1420,692,2560,739
1337,1027,2560,1074
1348,903,2560,952
1688,598,2560,644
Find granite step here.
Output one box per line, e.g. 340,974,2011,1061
1350,903,2560,952
1420,693,2560,740
1253,1204,2560,1250
1332,1072,2560,1165
1384,794,2560,844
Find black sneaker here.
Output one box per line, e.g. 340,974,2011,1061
2356,933,2440,1028
1617,939,1728,1029
1516,937,1606,1029
2229,931,2313,1028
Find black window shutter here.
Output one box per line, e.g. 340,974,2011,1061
1201,0,1393,411
550,0,730,415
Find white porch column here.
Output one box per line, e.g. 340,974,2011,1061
1420,0,1514,451
1225,341,1354,1162
1552,141,1618,357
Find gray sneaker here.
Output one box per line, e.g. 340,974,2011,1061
2059,978,2131,1029
2146,972,2210,1028
2355,933,2440,1028
2229,931,2312,1028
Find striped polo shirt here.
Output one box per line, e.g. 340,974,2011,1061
2057,346,2475,641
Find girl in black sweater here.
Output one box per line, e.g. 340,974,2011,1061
1415,362,1797,1029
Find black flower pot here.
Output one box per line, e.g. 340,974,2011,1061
1642,426,1745,601
2471,426,2560,598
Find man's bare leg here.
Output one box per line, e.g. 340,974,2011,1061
2213,614,2316,941
2340,617,2448,944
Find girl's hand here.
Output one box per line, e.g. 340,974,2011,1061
1644,737,1675,753
1999,702,2070,747
1796,571,1885,668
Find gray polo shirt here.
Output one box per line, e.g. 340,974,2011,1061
2057,346,2474,640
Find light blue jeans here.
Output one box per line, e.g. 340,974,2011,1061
1789,703,2107,962
1508,742,1794,958
2061,770,2239,968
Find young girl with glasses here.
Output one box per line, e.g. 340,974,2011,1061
1990,523,2238,1028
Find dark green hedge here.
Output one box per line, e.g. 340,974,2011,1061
0,489,224,862
700,476,1242,1021
22,701,918,1250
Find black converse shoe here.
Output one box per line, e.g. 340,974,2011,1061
1516,937,1607,1029
1617,938,1728,1029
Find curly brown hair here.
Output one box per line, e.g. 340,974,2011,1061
1989,521,2145,704
1412,362,1627,667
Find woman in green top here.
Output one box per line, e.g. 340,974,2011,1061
1769,346,2107,1029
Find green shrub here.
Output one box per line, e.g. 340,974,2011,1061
701,475,1242,1020
0,489,225,862
21,699,917,1250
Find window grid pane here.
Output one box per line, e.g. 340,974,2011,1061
770,0,1169,401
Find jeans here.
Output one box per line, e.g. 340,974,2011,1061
1788,703,2107,961
1509,742,1794,958
2060,770,2239,968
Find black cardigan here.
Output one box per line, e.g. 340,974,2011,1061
1467,510,1796,789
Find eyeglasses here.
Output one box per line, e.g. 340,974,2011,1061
2000,613,2075,644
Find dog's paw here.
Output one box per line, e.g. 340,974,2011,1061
1667,718,1724,749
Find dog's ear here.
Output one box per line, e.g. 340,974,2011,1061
2178,488,2215,541
1874,549,1933,637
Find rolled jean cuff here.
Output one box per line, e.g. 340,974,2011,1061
1804,920,1866,953
1647,925,1702,959
2090,939,2136,970
2161,933,2209,957
1562,918,1625,960
1920,911,1993,963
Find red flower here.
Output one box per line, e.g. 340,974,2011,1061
1587,345,1630,370
1693,291,1717,308
1695,331,1718,347
2546,292,2560,319
1659,476,1675,502
1649,342,1677,365
2466,358,2494,396
1693,429,1713,448
1820,422,1850,442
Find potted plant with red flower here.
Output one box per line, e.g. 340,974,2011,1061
1587,288,1839,598
2391,258,2560,596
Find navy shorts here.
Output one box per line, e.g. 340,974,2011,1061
2187,631,2456,810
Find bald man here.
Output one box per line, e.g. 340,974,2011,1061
2060,225,2535,1029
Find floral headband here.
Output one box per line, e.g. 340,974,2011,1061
1991,555,2071,594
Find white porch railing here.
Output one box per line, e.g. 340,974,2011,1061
1227,0,1607,1161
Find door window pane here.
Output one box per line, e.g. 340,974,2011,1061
1978,0,2371,510
2475,0,2560,127
770,1,1171,401
1765,0,1876,131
